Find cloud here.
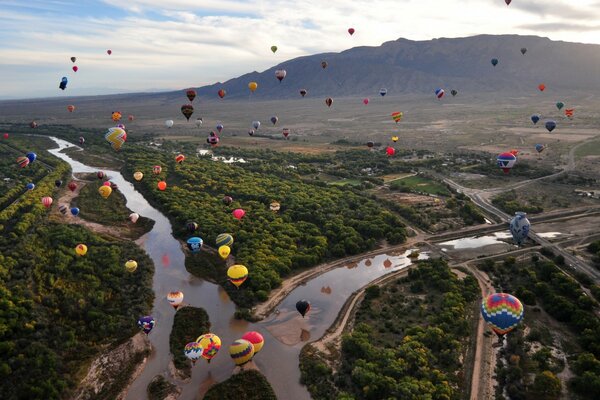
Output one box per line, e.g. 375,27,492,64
519,22,600,32
509,0,600,20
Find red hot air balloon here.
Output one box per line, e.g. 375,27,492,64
186,89,196,102
3,133,8,139
348,28,355,35
107,49,112,55
68,181,77,192
67,105,75,112
363,98,369,105
218,89,226,98
232,209,246,220
538,84,546,92
282,128,290,139
386,147,395,157
72,66,78,72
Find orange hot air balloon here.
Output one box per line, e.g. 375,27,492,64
157,181,167,191
67,105,75,112
218,89,226,98
248,82,258,93
538,84,546,92
175,154,185,163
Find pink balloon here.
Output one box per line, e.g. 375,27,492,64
103,181,111,186
363,98,369,105
72,66,78,72
232,209,246,220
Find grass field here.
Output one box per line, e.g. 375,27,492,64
391,174,451,196
575,140,600,159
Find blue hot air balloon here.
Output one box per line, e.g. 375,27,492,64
481,293,524,336
509,212,530,245
545,120,557,132
137,316,155,335
26,152,37,163
59,77,68,90
491,58,499,67
26,183,35,190
186,237,203,253
434,88,445,99
70,207,80,217
535,144,546,154
531,114,540,125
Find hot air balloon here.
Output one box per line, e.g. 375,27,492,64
218,89,226,98
379,88,387,97
248,82,258,93
134,171,143,181
29,121,38,129
79,136,85,145
123,259,138,272
296,300,310,317
232,209,246,220
165,120,174,128
216,124,224,133
59,205,68,214
241,331,264,354
128,115,134,121
42,196,53,208
26,183,35,190
138,316,155,335
451,89,458,97
184,342,203,365
270,116,279,125
391,136,399,143
111,111,122,122
26,152,37,163
102,181,111,187
59,77,68,90
229,339,255,367
3,133,8,139
107,49,112,55
321,61,328,69
391,112,403,123
497,152,517,174
505,0,512,5
216,233,234,247
538,84,546,92
325,97,333,107
223,196,233,205
70,57,76,63
68,181,77,192
67,105,75,112
110,181,118,190
70,207,80,217
481,293,524,336
545,120,557,132
386,147,395,157
218,245,231,259
531,114,540,125
363,98,369,105
157,181,167,191
207,131,220,147
196,333,221,363
282,128,290,139
186,237,203,253
186,221,198,233
252,121,261,130
98,185,112,199
153,165,162,175
227,265,248,288
129,213,140,223
348,28,355,35
104,127,127,151
491,58,498,67
509,212,530,245
535,144,546,154
17,156,29,168
72,66,78,72
248,129,254,136
55,180,62,188
509,149,519,156
270,202,281,212
275,70,287,82
186,89,197,102
435,88,445,99
556,101,564,110
167,291,184,309
521,48,527,55
195,118,203,127
96,172,105,181
270,45,278,53
181,104,194,121
75,244,87,256
367,141,374,149
175,154,185,164
300,89,307,97
565,109,574,119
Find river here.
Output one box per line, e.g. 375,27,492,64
48,137,427,400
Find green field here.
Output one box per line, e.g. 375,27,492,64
576,140,600,159
390,174,451,196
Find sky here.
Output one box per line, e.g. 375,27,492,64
1,0,600,99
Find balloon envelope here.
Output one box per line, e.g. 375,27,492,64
229,339,255,366
42,196,53,208
137,316,155,335
196,333,221,362
248,82,258,92
497,152,517,174
218,245,231,259
98,185,112,199
509,212,530,245
531,114,540,125
129,213,140,223
296,300,311,317
545,120,557,132
167,291,184,309
105,127,127,151
232,209,246,220
481,293,524,335
75,244,87,256
134,171,143,181
165,120,174,128
227,265,248,288
70,207,80,216
186,237,203,253
216,233,234,247
241,331,264,354
125,260,138,272
184,342,203,364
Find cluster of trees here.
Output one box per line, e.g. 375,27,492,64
492,189,544,215
121,145,407,307
478,256,600,399
588,240,600,269
169,307,210,377
204,370,277,400
147,375,178,400
300,259,480,400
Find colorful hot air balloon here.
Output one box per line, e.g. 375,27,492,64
531,114,540,125
26,183,35,190
165,120,174,128
300,89,307,97
248,82,258,93
321,61,328,69
223,196,233,205
252,121,261,130
167,291,184,309
325,97,333,107
196,333,221,363
216,233,234,248
509,212,531,245
275,70,287,82
134,171,143,181
67,105,75,112
379,88,387,97
26,152,37,163
565,109,574,119
451,89,458,97
229,339,255,367
153,165,162,175
70,207,80,216
181,104,194,121
215,124,224,134
207,131,220,147
497,152,517,174
102,181,111,187
186,237,203,253
138,316,155,335
111,111,122,122
186,221,199,233
391,112,403,123
270,46,278,53
296,300,311,317
75,244,87,256
98,185,112,199
481,293,524,336
125,260,138,272
391,136,399,143
270,202,281,212
186,89,197,102
227,265,248,288
538,84,546,92
105,127,127,151
556,101,564,110
184,342,203,365
59,77,68,90
535,144,546,154
270,116,278,125
17,156,29,168
282,128,290,139
386,147,395,157
232,209,246,220
218,245,231,260
218,89,226,98
545,120,557,132
348,28,355,35
435,88,445,99
41,196,53,208
175,154,185,164
241,331,264,354
157,181,167,191
129,213,140,223
520,47,527,55
491,58,498,67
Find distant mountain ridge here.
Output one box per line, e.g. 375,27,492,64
188,34,600,99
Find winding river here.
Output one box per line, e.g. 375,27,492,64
48,137,427,400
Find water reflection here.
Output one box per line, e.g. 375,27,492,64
440,232,513,249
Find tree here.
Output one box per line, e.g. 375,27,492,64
530,371,561,399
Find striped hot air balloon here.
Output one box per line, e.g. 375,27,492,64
216,233,234,247
41,196,53,208
17,156,30,168
227,265,248,288
229,339,255,367
435,88,445,99
481,293,524,336
391,112,403,124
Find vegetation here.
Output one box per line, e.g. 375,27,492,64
389,174,451,196
588,240,600,269
169,307,210,377
204,370,277,400
147,375,178,400
300,259,480,400
477,256,600,399
492,189,544,215
0,137,154,399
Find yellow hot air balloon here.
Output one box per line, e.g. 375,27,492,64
218,245,231,260
391,136,399,143
133,171,143,181
125,260,138,272
98,185,112,199
248,82,258,93
196,333,221,363
269,202,280,212
75,244,88,256
104,127,127,151
167,291,184,309
227,265,248,288
229,339,255,367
